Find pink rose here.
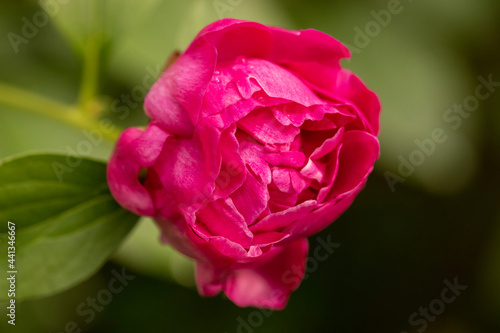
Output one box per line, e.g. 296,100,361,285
107,19,380,309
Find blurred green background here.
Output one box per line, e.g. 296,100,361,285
1,0,499,332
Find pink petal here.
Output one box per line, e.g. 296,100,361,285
329,130,380,200
153,124,220,209
107,124,169,216
268,27,350,70
230,169,269,225
300,158,326,184
289,168,310,193
223,238,309,309
267,187,299,213
305,69,381,136
200,78,244,120
238,107,300,144
236,130,272,184
284,184,362,238
300,104,356,131
252,231,290,247
197,19,349,71
208,237,262,262
196,198,253,248
264,151,306,168
195,238,309,309
333,70,381,135
196,18,246,38
200,65,262,122
316,144,342,203
271,103,323,127
279,133,379,240
222,60,265,100
144,37,217,135
143,167,181,220
200,19,273,62
265,27,354,113
272,167,294,193
156,215,259,267
195,260,227,297
212,125,246,199
250,200,317,233
230,58,324,107
300,128,344,201
216,97,263,130
309,127,344,160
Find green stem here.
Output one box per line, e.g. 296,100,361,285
78,36,101,116
0,83,121,141
0,82,70,116
77,0,104,117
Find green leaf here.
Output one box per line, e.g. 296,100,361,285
0,154,138,301
0,107,114,161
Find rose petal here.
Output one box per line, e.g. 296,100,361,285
217,97,263,129
195,238,309,309
107,124,169,216
267,188,299,213
300,104,356,131
284,183,364,238
196,198,253,248
269,27,350,70
200,79,245,120
230,169,269,225
316,144,342,203
194,242,263,296
154,124,220,209
300,158,326,184
143,168,181,220
333,70,381,135
223,238,309,309
271,103,323,127
200,19,273,62
304,69,381,136
212,125,246,199
156,214,260,267
329,130,380,200
250,200,317,233
252,231,290,247
236,130,272,184
272,167,294,193
310,127,344,160
144,37,217,135
238,107,300,144
264,151,306,168
230,58,324,107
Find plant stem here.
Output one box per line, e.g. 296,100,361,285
77,0,104,118
0,82,70,116
78,36,101,117
0,83,121,141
